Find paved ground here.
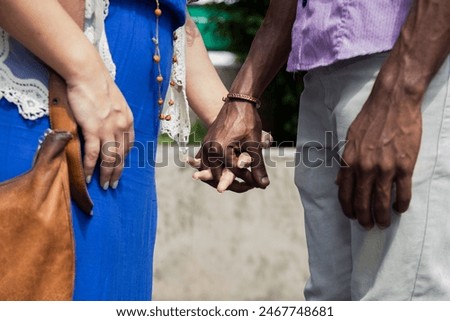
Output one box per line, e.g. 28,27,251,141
153,146,309,300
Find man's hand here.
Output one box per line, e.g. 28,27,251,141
336,80,422,229
336,0,449,229
195,100,270,192
189,129,272,193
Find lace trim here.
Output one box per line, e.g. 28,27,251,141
0,31,49,120
0,0,190,144
160,26,191,148
0,0,116,120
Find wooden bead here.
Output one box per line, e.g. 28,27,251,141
164,115,172,121
159,113,165,120
170,80,176,87
158,98,164,105
153,55,160,63
168,99,174,106
154,8,162,17
156,75,163,83
172,55,178,63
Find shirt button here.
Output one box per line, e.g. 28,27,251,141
302,0,307,8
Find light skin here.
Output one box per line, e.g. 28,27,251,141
197,0,450,229
0,2,234,191
0,0,134,190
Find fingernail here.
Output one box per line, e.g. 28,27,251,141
102,182,109,190
111,180,119,189
86,175,92,184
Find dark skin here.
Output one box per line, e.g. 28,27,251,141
198,0,450,229
336,0,450,229
197,0,298,189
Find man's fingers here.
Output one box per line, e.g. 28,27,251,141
245,143,270,188
227,181,254,193
201,142,223,181
337,168,355,219
373,172,394,229
393,174,412,213
353,169,376,229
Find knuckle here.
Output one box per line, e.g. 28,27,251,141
85,149,100,162
357,159,374,173
115,116,130,130
354,202,369,214
377,160,395,175
397,159,414,176
340,153,355,168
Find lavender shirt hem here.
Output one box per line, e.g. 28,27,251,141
287,0,414,72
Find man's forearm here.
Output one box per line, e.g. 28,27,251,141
376,0,450,102
229,0,298,98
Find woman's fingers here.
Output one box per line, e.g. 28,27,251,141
261,130,273,149
192,167,255,194
83,134,101,185
237,152,252,169
193,169,213,181
217,168,235,193
187,157,201,169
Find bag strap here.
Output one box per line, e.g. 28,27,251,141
48,0,93,215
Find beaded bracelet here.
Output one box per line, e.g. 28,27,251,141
222,93,262,109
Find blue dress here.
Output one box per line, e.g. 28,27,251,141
0,0,185,300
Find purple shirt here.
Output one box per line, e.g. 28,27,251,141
287,0,414,71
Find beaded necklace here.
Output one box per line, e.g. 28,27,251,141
152,0,174,122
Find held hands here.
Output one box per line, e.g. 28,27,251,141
66,61,134,190
189,100,271,193
336,82,423,229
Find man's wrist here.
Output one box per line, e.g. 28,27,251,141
375,57,427,106
222,93,262,109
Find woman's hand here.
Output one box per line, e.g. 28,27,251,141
66,63,134,190
0,0,135,190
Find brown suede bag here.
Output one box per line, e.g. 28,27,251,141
0,0,92,300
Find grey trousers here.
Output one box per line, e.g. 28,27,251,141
295,52,450,300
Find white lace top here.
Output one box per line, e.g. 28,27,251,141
0,0,190,144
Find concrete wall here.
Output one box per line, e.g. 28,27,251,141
153,146,309,300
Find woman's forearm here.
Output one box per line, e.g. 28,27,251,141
185,15,228,127
0,0,105,83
